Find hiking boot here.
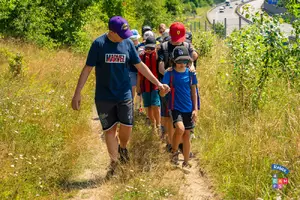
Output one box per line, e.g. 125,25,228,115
178,143,195,158
105,161,118,179
182,161,192,174
118,145,130,164
166,143,172,153
171,151,180,165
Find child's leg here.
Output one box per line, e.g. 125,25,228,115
148,106,155,127
151,90,161,129
182,130,191,163
168,117,174,144
172,121,185,152
142,92,151,123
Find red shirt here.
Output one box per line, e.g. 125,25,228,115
139,51,158,92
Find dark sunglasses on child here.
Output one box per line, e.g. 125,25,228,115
175,60,189,64
145,47,155,51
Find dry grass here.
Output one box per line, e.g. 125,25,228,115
0,38,94,199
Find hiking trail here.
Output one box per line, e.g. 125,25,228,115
70,107,218,200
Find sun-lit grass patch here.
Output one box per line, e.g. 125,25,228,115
0,39,94,199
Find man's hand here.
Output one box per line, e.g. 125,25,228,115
192,110,197,123
72,93,81,110
158,83,170,94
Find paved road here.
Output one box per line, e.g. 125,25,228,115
207,0,294,36
240,0,294,36
207,0,249,35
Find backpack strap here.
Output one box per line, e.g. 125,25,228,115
169,71,175,110
183,42,190,50
161,41,169,69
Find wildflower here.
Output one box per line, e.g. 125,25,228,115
14,130,19,134
8,153,13,156
27,161,32,165
55,124,60,127
11,165,15,168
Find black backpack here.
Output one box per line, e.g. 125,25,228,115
161,41,191,70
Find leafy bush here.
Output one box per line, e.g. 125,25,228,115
227,13,299,110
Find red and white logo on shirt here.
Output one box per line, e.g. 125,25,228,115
105,54,126,63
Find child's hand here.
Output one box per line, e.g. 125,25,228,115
192,110,197,123
136,86,141,94
158,84,170,94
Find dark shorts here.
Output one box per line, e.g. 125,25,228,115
95,100,133,131
142,90,160,107
170,110,194,130
160,96,170,117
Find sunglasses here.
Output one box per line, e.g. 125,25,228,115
175,60,189,64
145,47,155,52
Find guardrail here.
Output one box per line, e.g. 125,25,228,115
235,0,255,24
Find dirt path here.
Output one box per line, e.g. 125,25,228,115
69,107,113,200
178,154,217,200
70,108,218,200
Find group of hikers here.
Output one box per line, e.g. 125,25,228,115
71,16,199,177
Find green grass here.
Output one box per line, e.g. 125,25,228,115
192,35,300,199
0,39,94,199
110,114,183,200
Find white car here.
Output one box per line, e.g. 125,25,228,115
219,6,225,13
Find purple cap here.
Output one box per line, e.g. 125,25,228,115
109,16,132,39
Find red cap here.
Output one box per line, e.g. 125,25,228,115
169,22,186,43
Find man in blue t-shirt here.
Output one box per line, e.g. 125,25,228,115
71,16,170,178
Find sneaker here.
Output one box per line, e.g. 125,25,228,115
182,161,192,174
178,143,194,158
118,145,130,164
166,143,172,153
105,161,118,179
171,151,179,165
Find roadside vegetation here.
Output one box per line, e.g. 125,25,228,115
0,0,299,199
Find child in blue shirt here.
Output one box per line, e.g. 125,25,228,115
159,46,198,171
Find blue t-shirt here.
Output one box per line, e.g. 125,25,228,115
86,34,141,101
162,68,198,113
